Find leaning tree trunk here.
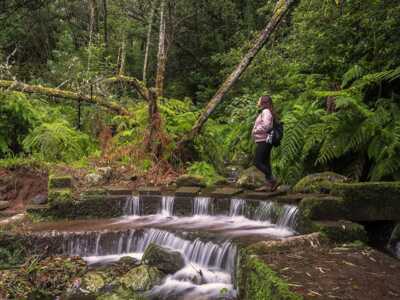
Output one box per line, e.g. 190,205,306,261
178,0,297,145
155,0,167,98
143,0,157,86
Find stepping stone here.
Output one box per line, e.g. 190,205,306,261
138,186,161,196
175,186,201,197
211,187,242,198
107,188,132,196
245,190,286,200
48,175,73,189
271,193,307,204
0,201,10,210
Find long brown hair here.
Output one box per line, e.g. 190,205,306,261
259,95,278,120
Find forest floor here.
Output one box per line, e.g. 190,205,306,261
261,242,400,300
0,168,47,213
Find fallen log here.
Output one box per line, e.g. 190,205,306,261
0,80,132,116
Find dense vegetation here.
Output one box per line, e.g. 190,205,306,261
0,0,399,183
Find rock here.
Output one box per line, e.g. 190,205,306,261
82,271,108,293
142,243,185,274
48,175,73,189
388,223,400,259
97,167,113,181
31,194,47,205
48,188,73,205
176,175,206,187
293,172,348,194
118,256,140,266
315,221,368,243
236,166,265,189
0,200,10,210
85,173,103,185
97,287,148,300
119,265,164,292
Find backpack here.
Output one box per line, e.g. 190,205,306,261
269,120,284,147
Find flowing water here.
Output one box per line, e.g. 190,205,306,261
32,195,299,300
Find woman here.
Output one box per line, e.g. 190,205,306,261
252,95,278,192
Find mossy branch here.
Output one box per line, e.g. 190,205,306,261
0,80,132,116
103,75,150,101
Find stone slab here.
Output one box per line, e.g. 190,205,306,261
271,193,308,204
0,201,10,210
175,187,201,197
138,186,162,196
106,188,133,196
211,187,242,198
244,190,286,200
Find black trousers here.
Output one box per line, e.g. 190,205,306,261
254,141,273,181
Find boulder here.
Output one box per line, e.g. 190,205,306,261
236,166,265,189
293,172,348,194
82,271,108,293
176,175,206,187
142,243,185,274
31,194,47,205
85,173,103,185
118,265,164,292
97,167,113,181
388,223,400,259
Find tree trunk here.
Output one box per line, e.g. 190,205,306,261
119,36,127,76
0,80,132,116
103,0,108,48
143,1,157,86
179,0,297,145
155,0,167,98
147,88,162,156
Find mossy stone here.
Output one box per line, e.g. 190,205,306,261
48,188,73,205
82,271,109,293
298,196,347,221
316,221,368,244
237,166,265,189
237,249,303,300
142,243,185,274
176,175,207,187
96,287,148,300
48,175,73,189
293,172,348,194
119,265,164,292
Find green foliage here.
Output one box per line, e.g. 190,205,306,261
22,121,95,163
187,162,224,186
0,92,41,157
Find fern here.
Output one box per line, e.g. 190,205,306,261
341,65,364,88
23,121,95,162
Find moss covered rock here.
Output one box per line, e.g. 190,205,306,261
237,166,265,189
176,175,207,187
298,196,347,222
316,221,368,244
96,286,148,300
237,250,302,300
82,271,109,293
142,243,185,274
48,175,73,189
118,265,164,292
293,172,348,194
48,188,73,205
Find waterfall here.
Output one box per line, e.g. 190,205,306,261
277,205,298,229
123,196,141,215
160,196,175,216
229,198,245,216
254,201,275,221
61,229,236,272
193,197,211,215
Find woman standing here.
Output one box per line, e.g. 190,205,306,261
252,95,278,192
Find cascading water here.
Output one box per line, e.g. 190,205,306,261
193,197,211,215
277,205,299,229
229,198,245,216
160,196,175,216
254,201,275,221
62,228,236,272
123,196,141,215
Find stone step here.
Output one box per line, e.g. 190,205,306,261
211,187,242,198
175,186,201,197
0,201,10,210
